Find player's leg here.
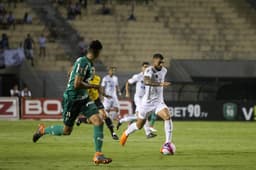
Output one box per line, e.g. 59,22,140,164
111,97,120,121
120,103,153,146
100,109,119,140
120,118,146,146
149,113,157,132
76,116,89,126
32,96,78,142
116,114,137,130
85,103,112,164
156,106,173,144
117,97,139,130
102,97,112,118
95,98,118,140
144,119,157,139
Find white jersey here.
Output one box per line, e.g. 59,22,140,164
128,72,145,98
143,66,167,103
101,75,119,98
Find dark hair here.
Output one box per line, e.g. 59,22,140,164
88,40,103,52
153,53,164,60
142,61,150,66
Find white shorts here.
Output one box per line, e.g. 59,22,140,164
103,96,120,111
134,96,142,112
137,100,168,119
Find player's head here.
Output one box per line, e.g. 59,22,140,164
152,53,164,70
108,66,116,76
91,66,96,77
13,84,18,90
141,61,149,72
87,40,103,60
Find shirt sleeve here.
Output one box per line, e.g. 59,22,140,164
115,76,119,86
128,74,138,84
144,67,153,78
101,77,106,87
75,60,88,77
10,90,13,96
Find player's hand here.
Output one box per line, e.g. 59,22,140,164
118,92,122,97
93,85,101,89
125,93,130,98
161,82,171,87
104,95,112,99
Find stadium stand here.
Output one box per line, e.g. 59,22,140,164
1,1,68,71
56,0,256,73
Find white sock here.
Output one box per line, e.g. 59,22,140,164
143,120,151,136
120,115,137,123
125,122,138,136
164,119,173,143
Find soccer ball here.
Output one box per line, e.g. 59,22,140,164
160,142,176,155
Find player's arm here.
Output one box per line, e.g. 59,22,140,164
125,75,137,98
74,76,100,89
73,62,100,89
115,77,122,96
144,76,171,87
125,81,131,98
99,86,112,98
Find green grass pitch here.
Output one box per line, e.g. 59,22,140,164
0,120,255,170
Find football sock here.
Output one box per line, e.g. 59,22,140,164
94,124,104,152
150,113,157,127
105,117,114,134
143,120,151,136
120,115,137,123
125,122,138,136
44,125,64,136
164,119,173,143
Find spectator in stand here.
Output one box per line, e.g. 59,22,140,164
101,1,111,15
78,36,87,56
128,0,136,21
23,12,32,24
80,0,87,9
38,34,46,58
0,33,9,49
21,84,32,98
24,34,35,66
0,3,6,15
56,0,65,5
7,11,15,29
75,2,82,17
67,3,76,20
8,0,17,8
10,84,20,97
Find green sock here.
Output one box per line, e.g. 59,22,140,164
150,113,157,127
44,125,64,136
94,124,104,152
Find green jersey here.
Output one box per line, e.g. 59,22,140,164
65,56,93,100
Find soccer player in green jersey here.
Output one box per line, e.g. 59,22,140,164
32,40,112,165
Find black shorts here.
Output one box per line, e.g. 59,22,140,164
94,97,104,110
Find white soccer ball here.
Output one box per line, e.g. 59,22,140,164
160,142,176,155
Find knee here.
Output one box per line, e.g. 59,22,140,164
63,128,72,135
164,115,171,120
90,115,103,126
136,122,144,129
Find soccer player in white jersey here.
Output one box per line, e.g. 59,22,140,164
117,62,157,138
120,54,173,149
101,67,122,121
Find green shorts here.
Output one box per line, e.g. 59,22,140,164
62,93,99,127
